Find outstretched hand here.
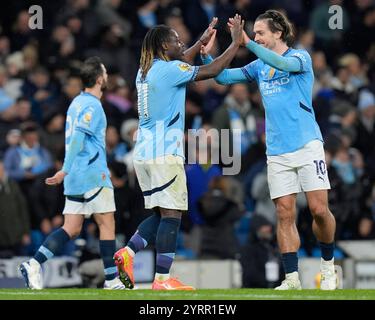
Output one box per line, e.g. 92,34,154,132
45,170,66,186
228,16,250,46
229,14,245,46
200,29,217,57
199,17,218,46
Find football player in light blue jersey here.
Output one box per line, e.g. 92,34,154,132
114,15,244,290
20,57,125,290
201,10,337,290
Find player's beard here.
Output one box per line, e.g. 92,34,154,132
100,80,108,92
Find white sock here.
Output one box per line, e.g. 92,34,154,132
155,273,170,282
285,271,299,280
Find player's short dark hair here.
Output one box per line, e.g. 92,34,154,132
80,56,104,89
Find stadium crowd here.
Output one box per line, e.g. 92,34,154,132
0,0,375,288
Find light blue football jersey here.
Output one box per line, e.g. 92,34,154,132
134,59,199,160
64,92,112,195
241,48,323,155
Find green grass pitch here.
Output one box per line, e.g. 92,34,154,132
1,288,375,300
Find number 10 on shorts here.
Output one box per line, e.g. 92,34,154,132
313,160,326,177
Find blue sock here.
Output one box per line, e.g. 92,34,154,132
33,228,71,264
100,240,117,281
319,242,334,261
281,252,298,274
155,217,181,274
128,213,161,253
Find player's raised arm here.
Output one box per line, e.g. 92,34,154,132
194,14,244,81
199,30,250,85
182,17,218,65
227,17,301,73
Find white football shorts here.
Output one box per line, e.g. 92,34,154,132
134,155,188,211
63,187,116,218
267,139,331,199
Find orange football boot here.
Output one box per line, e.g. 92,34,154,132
114,248,134,289
152,277,195,290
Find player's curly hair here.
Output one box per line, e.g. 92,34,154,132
256,10,295,46
140,25,172,80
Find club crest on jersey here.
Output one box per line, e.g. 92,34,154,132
178,63,192,72
83,112,92,123
268,68,275,79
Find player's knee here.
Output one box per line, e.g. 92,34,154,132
63,224,82,238
276,202,295,224
310,204,329,221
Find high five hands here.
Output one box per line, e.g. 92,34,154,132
228,16,250,47
200,14,248,58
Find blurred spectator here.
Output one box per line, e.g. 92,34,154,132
325,131,366,239
185,124,222,228
240,214,283,288
0,65,16,121
0,159,30,258
183,124,222,254
21,66,59,123
3,122,53,228
330,64,358,104
212,83,262,159
4,51,25,99
56,0,100,42
189,79,228,120
22,44,39,73
312,50,334,99
185,90,204,131
328,100,357,135
14,97,34,124
5,128,21,149
84,24,137,86
56,74,83,114
165,8,192,46
43,25,78,69
108,158,150,246
104,74,136,129
353,89,375,164
96,0,132,41
9,10,38,51
240,119,267,211
0,96,36,152
137,0,160,30
120,118,138,175
339,53,368,89
310,0,350,63
251,167,276,226
0,35,10,64
345,2,375,57
198,176,245,259
40,110,65,160
36,151,65,227
295,28,315,54
106,125,128,164
182,0,234,51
